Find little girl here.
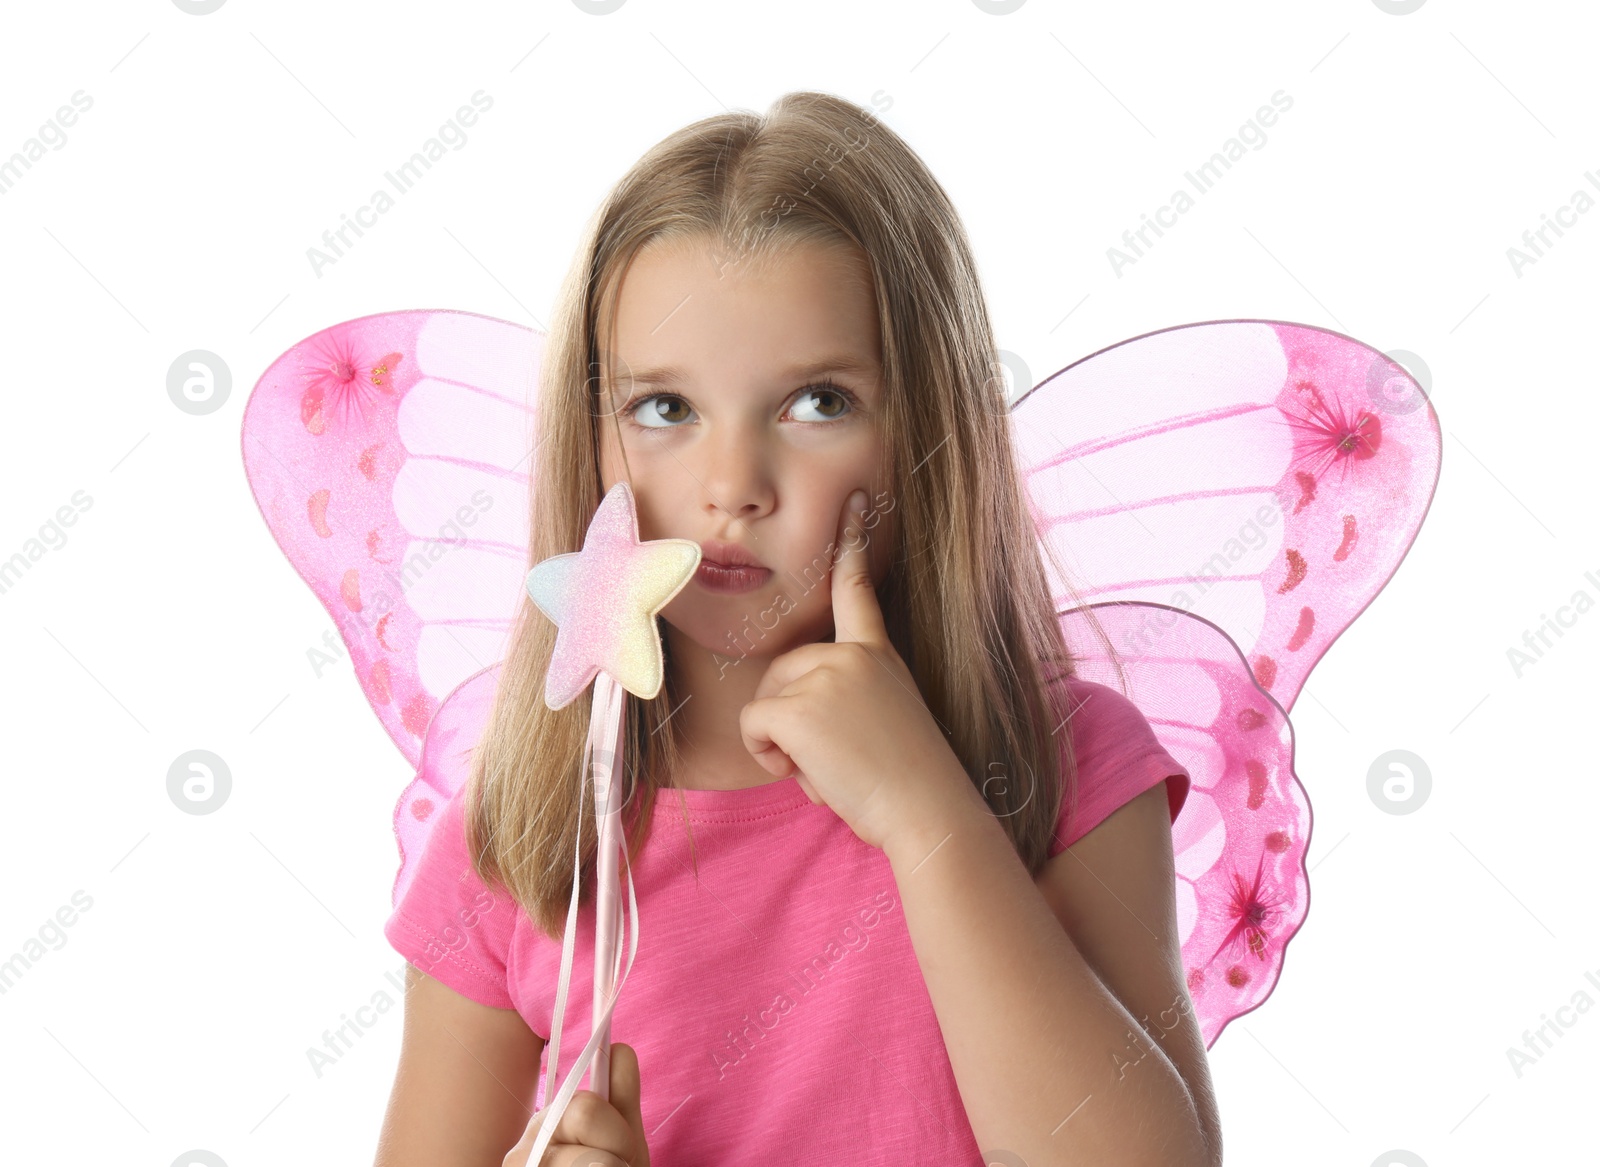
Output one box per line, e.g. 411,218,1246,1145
375,91,1220,1167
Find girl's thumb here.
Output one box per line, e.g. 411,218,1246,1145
609,1042,650,1166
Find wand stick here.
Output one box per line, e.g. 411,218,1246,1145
523,481,700,1161
588,670,626,1099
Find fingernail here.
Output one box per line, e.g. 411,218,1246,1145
850,489,867,517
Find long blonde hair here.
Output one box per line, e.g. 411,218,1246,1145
464,90,1113,941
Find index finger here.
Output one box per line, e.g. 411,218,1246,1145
829,488,887,646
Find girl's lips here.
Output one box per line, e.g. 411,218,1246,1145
694,561,774,594
698,539,764,569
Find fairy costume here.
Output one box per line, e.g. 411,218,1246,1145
242,312,1439,1156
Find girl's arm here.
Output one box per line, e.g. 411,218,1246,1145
374,965,546,1167
886,776,1221,1167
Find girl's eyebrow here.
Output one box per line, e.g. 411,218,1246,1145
614,354,880,390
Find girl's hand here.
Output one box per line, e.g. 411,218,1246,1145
503,1042,650,1167
739,489,971,853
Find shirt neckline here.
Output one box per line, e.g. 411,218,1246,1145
651,774,812,820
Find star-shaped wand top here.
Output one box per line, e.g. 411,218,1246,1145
525,482,701,709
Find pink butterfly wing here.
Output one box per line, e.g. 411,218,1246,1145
1061,602,1305,1047
1013,320,1441,1045
1014,320,1441,709
389,663,505,905
241,309,543,898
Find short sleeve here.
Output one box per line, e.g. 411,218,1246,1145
384,782,520,1009
1048,678,1191,857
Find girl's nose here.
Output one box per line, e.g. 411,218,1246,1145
698,428,775,524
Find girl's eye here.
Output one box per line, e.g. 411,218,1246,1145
623,380,860,430
627,394,694,428
789,381,857,423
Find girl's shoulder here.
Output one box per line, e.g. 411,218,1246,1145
383,781,521,1009
1049,674,1191,855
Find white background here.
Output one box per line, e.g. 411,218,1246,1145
1,1,1594,1164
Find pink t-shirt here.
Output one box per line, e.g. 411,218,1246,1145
384,676,1190,1163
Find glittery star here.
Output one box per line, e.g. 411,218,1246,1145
525,482,701,709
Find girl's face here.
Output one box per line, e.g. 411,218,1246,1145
597,234,895,657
